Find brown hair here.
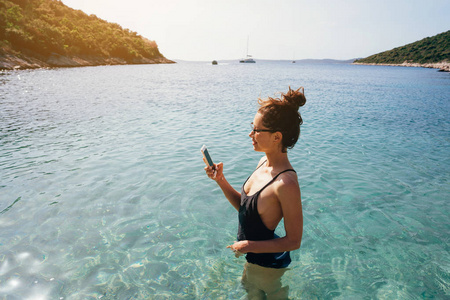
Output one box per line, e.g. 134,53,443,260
258,87,306,152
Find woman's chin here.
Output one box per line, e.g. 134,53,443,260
252,144,263,152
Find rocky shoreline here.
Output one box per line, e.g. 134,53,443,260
353,61,450,72
0,48,175,70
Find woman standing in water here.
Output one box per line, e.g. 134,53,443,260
204,87,305,298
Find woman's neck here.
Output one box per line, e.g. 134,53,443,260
264,150,290,170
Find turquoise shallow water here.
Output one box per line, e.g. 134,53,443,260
0,61,449,299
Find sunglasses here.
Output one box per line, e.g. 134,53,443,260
250,123,277,133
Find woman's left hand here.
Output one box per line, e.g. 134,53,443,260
227,240,249,257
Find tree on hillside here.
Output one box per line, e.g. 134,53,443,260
355,30,450,64
0,0,165,62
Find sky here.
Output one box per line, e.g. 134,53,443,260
61,0,450,61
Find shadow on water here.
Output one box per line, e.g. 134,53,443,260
0,197,21,215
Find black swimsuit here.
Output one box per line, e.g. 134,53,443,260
238,161,296,269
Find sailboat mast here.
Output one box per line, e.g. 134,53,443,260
246,36,249,57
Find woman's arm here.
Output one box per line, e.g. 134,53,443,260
229,176,303,253
204,162,241,211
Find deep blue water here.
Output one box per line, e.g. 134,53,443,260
0,61,449,299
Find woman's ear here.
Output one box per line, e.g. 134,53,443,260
273,132,283,143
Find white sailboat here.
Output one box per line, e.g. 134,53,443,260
240,37,256,63
240,55,255,63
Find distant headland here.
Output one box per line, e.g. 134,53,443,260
354,30,450,72
0,0,174,70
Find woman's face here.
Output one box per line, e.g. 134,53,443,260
249,113,275,152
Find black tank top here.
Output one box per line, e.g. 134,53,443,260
237,161,296,268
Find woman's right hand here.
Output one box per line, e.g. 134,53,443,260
204,160,224,182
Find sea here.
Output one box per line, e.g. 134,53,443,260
0,60,449,299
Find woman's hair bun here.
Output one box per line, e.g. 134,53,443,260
282,86,306,110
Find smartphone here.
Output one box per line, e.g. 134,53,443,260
201,145,214,168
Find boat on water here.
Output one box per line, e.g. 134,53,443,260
240,37,255,63
240,55,255,63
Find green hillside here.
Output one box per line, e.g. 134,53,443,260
0,0,173,69
355,30,450,64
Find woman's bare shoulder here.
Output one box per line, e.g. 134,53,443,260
274,171,300,199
